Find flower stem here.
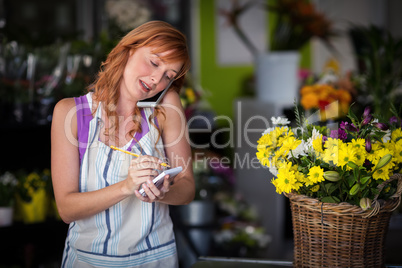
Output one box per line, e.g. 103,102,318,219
232,23,259,58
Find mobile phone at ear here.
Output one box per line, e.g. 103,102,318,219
137,79,174,108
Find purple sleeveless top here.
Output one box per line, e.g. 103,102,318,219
74,95,153,163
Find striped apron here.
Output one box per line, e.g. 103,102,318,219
61,93,177,267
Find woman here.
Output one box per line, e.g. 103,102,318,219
51,20,195,267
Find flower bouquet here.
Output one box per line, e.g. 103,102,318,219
256,105,402,267
257,105,402,207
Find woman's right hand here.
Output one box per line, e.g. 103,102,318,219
124,155,163,195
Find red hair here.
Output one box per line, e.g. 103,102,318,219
88,20,191,144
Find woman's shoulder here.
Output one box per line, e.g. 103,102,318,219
54,97,77,115
54,93,92,115
157,90,185,128
52,98,78,137
160,90,182,108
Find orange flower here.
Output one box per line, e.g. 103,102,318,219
336,89,352,103
299,83,352,119
300,85,315,95
300,92,319,110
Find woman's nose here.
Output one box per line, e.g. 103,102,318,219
151,69,164,84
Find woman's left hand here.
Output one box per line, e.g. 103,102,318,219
134,174,171,202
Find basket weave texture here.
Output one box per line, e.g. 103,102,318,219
287,173,402,268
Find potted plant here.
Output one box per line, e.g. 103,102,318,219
220,0,334,56
256,105,402,267
0,171,18,227
14,169,51,224
220,0,335,107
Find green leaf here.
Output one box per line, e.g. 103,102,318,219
323,183,331,192
371,188,380,196
327,184,338,195
361,176,371,185
347,161,358,169
347,103,358,120
346,174,356,187
321,196,340,203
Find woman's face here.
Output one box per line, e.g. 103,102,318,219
121,46,183,102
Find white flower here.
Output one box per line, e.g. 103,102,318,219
305,127,322,152
268,164,278,176
271,116,290,126
214,229,234,243
382,129,391,143
288,140,307,159
371,119,392,142
0,172,17,187
317,73,338,84
105,0,151,31
311,127,322,140
262,127,275,135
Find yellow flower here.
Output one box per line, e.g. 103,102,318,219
391,128,402,142
372,166,391,181
323,58,340,74
256,149,270,167
180,98,187,108
295,171,307,184
350,138,365,150
324,137,339,149
372,148,394,170
306,166,324,185
257,133,273,146
354,149,367,166
312,136,324,154
394,140,402,163
274,163,301,194
185,87,196,103
26,172,40,183
338,143,357,169
323,146,339,166
350,139,367,166
281,136,302,154
271,177,279,192
275,158,288,170
311,184,320,192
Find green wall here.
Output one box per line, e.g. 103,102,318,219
199,0,253,121
198,0,311,121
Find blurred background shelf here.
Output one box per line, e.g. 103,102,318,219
0,220,68,268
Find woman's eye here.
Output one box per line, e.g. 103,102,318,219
151,61,158,67
165,75,173,81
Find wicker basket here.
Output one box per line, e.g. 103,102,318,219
287,174,402,268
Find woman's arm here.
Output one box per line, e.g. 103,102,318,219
51,98,160,223
148,90,195,205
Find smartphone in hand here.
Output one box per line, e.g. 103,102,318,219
139,166,183,197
